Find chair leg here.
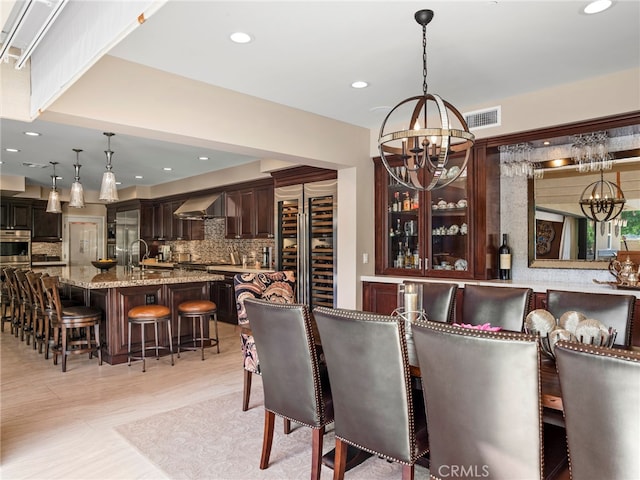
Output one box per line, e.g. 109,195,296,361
199,315,205,361
213,312,219,353
177,314,182,358
284,418,292,434
333,438,348,480
94,323,102,366
401,464,414,480
61,325,68,373
260,410,275,470
242,369,252,411
311,426,324,480
167,319,174,366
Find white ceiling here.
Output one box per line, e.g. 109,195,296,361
1,0,639,192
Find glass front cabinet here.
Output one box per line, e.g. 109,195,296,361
374,140,501,279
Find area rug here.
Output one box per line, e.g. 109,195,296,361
116,390,429,480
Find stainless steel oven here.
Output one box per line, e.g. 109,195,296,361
0,230,31,268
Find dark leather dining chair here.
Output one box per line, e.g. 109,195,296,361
555,341,640,479
545,289,635,347
313,306,429,480
419,281,458,323
461,284,532,331
244,298,333,480
412,320,567,480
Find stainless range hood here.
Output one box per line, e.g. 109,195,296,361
173,193,224,220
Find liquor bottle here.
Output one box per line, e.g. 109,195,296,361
392,192,399,212
499,233,512,280
403,192,411,211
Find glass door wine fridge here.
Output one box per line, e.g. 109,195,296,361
274,179,337,309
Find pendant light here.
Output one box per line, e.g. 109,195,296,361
99,132,119,202
578,168,626,222
378,9,475,191
46,161,62,213
68,148,85,208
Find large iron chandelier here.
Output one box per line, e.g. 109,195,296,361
578,169,625,222
378,10,475,191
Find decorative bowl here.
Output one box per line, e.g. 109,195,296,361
91,259,118,272
525,309,617,360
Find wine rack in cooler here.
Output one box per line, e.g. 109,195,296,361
280,200,298,271
310,195,335,308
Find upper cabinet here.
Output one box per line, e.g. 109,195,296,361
226,180,274,239
31,202,62,241
1,198,32,230
1,198,61,242
374,140,500,279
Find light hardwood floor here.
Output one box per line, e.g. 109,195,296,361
1,321,250,479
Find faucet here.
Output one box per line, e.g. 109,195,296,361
129,238,149,271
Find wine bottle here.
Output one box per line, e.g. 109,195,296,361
499,233,512,280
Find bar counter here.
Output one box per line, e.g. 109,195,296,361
43,265,224,289
41,266,225,365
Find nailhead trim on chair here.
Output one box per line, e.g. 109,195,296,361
415,319,545,479
249,300,332,429
314,306,429,465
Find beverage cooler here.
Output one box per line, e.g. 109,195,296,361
274,180,337,309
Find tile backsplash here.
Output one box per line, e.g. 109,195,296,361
32,242,62,257
167,218,275,263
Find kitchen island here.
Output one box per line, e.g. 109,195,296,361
43,266,225,365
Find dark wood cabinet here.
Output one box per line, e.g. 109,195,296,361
373,140,500,279
362,281,398,315
210,278,237,324
31,202,62,241
254,184,274,238
1,198,32,230
226,182,274,239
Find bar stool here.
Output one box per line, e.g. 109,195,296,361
176,300,219,360
128,304,174,372
41,276,103,372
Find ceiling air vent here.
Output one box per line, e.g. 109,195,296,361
463,106,501,130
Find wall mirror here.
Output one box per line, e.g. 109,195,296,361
528,126,640,269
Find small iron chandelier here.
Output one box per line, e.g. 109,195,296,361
378,9,475,191
578,169,625,222
46,161,62,213
99,132,119,202
68,148,85,208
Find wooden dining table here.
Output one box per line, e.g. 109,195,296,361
409,355,564,412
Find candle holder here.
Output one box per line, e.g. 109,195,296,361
393,282,427,365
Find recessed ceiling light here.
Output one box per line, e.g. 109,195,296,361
198,156,209,161
5,148,20,152
115,181,122,185
135,175,143,179
163,167,172,171
584,0,612,14
23,131,41,136
351,81,368,89
230,32,252,44
543,141,550,146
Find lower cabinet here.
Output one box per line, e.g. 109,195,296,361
80,282,209,365
210,277,238,324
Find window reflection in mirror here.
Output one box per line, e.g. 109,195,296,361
531,158,640,266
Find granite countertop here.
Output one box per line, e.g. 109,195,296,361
40,266,224,289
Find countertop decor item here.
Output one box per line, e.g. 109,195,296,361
378,9,474,191
91,259,118,272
